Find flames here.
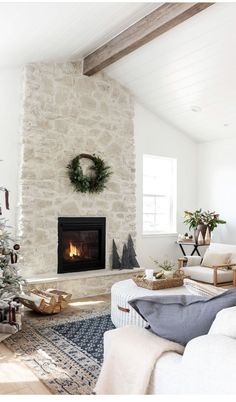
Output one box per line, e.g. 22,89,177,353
69,241,81,258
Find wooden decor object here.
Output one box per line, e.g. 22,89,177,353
83,2,214,75
18,289,72,315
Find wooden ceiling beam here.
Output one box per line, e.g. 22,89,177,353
83,2,214,76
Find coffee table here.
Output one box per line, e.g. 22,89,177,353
111,278,190,328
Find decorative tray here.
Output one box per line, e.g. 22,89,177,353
133,272,184,290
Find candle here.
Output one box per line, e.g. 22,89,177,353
5,189,9,210
145,269,154,280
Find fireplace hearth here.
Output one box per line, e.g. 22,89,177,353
58,217,106,273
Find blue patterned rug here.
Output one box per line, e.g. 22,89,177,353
53,314,113,364
4,302,115,395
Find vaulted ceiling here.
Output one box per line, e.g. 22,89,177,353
1,2,236,143
0,2,158,67
106,2,236,143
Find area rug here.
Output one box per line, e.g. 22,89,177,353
3,301,115,395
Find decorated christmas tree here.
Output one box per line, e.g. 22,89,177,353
0,187,22,307
0,220,21,304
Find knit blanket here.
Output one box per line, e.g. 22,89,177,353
95,325,184,395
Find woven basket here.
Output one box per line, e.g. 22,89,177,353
133,271,184,290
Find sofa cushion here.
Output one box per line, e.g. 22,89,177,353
201,250,231,267
128,289,236,346
207,242,236,254
183,265,233,284
209,306,236,338
179,335,236,394
229,253,236,265
185,256,202,266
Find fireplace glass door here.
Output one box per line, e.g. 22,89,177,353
58,217,105,273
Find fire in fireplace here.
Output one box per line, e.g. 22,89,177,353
63,230,99,262
58,217,106,273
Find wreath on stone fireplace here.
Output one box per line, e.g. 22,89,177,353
67,153,112,193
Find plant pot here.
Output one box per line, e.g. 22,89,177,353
163,270,173,279
194,224,211,245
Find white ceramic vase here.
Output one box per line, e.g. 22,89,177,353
197,231,204,245
205,227,211,244
164,270,173,279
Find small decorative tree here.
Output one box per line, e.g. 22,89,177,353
112,235,140,269
121,244,130,269
127,234,140,268
112,240,121,269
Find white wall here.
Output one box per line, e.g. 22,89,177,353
197,139,236,243
134,102,197,268
0,68,23,234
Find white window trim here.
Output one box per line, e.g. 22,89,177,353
142,232,178,238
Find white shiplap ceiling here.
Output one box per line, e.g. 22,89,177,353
1,2,236,142
106,3,236,142
0,2,159,67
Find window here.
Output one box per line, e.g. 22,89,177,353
143,154,177,234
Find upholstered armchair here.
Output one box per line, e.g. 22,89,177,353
178,243,236,287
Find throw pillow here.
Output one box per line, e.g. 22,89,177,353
184,278,226,297
209,306,236,338
201,251,231,268
229,253,236,265
185,256,202,266
128,289,236,346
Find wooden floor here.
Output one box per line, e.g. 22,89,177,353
0,294,111,395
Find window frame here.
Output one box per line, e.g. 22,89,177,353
142,154,177,236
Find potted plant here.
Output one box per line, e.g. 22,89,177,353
157,259,176,279
183,209,226,244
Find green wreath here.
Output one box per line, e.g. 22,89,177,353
67,153,112,193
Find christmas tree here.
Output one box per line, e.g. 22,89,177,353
0,218,22,305
0,184,22,307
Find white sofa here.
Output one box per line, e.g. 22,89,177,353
148,333,236,394
180,242,236,285
104,306,236,394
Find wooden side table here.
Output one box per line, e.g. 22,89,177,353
176,241,208,257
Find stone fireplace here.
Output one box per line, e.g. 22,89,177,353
58,217,106,273
18,61,138,292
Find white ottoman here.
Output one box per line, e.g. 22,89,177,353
111,279,190,328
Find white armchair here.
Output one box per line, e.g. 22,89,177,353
178,243,236,286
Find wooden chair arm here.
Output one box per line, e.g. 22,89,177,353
204,265,235,286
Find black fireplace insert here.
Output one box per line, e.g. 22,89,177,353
58,217,106,273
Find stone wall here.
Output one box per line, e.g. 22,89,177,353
18,62,136,277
